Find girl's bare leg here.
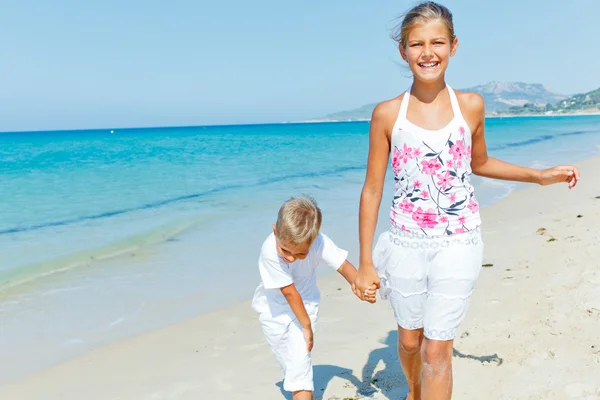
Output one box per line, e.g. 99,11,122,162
292,390,313,400
398,326,425,400
420,338,453,400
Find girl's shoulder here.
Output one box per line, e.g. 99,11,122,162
454,89,485,114
454,89,486,127
370,95,403,127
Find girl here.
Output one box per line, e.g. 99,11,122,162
352,2,580,399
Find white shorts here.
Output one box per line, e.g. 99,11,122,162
258,304,319,392
374,226,484,341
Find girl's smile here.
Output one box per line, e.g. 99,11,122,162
401,20,457,82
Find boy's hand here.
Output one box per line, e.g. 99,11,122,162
302,326,313,352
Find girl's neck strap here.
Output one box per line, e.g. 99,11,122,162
446,85,461,116
399,86,412,119
401,84,460,118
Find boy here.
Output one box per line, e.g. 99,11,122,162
252,196,375,400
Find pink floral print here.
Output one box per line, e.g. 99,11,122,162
436,171,454,190
391,125,480,236
399,200,414,214
467,199,479,214
392,148,402,174
412,207,439,229
449,140,466,160
398,143,414,164
422,159,442,175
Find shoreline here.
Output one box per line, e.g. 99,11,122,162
0,214,213,298
1,155,599,399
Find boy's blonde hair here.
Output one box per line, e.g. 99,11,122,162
275,196,322,246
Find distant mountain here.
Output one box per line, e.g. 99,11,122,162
463,81,565,113
313,103,376,122
561,87,600,110
311,81,566,121
505,86,600,115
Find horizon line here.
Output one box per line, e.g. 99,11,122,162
2,113,600,135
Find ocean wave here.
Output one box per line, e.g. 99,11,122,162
488,129,597,151
1,166,364,236
476,177,516,189
0,215,209,296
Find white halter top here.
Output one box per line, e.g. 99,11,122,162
389,85,481,236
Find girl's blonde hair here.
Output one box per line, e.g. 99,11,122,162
275,196,322,246
391,2,455,46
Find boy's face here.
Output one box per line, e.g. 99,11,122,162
272,225,311,263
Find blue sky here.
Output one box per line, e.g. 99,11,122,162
1,0,599,131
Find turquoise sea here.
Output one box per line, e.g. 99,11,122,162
1,116,600,383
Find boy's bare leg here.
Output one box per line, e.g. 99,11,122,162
293,390,313,400
421,338,453,400
398,326,424,400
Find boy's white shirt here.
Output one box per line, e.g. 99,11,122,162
252,232,348,317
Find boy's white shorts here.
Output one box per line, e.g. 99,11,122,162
259,305,319,392
374,226,484,341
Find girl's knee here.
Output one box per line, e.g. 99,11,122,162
398,327,423,354
421,340,453,369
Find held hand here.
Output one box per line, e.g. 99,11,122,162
363,284,378,304
538,165,580,189
351,282,377,303
302,326,313,352
352,262,380,302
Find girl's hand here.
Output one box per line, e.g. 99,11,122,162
352,262,380,301
538,165,580,189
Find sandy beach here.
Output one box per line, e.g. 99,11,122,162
1,156,599,400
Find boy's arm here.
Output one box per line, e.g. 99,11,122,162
313,234,376,302
337,260,377,303
337,260,357,285
280,283,313,352
280,283,311,330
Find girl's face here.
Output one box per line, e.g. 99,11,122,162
400,19,458,84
